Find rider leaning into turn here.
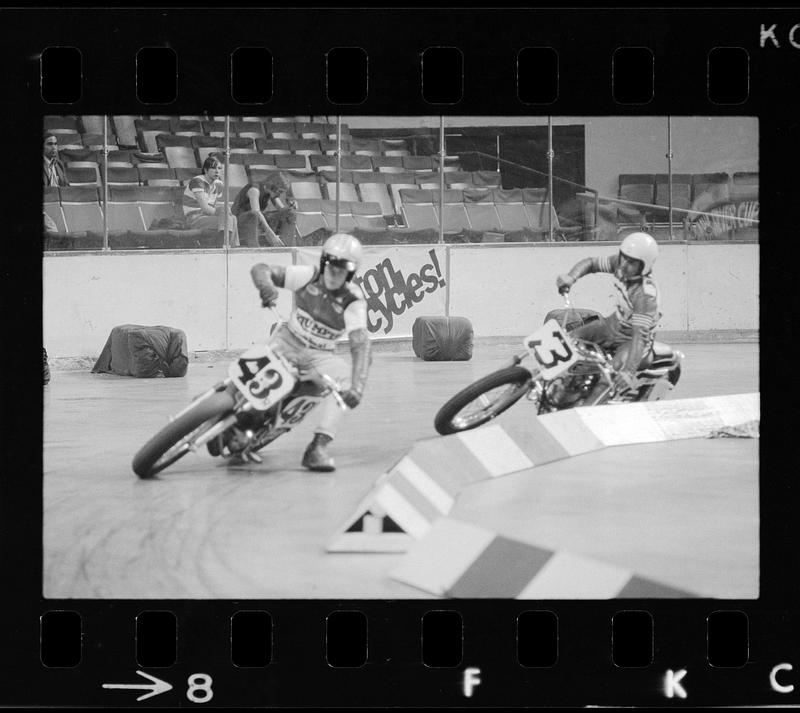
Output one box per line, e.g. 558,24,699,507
555,231,661,403
250,233,372,472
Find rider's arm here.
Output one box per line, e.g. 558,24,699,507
251,263,286,289
344,299,372,399
568,254,617,281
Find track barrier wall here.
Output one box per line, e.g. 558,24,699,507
43,242,758,358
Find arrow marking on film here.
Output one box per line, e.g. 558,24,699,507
102,670,173,701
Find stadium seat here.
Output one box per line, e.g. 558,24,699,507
403,156,434,172
196,146,222,165
202,120,227,136
79,115,114,137
388,183,417,217
231,152,275,167
65,164,100,186
80,133,112,150
730,171,758,203
106,166,140,185
463,190,501,232
493,188,530,231
618,174,656,224
294,198,328,237
165,146,199,169
320,199,357,231
291,181,324,200
319,170,355,184
107,149,134,164
173,167,199,185
43,188,67,233
137,165,175,184
353,171,386,184
372,156,404,172
400,189,438,230
54,133,83,149
352,201,388,230
524,200,558,238
275,155,309,171
653,174,693,219
257,138,291,154
322,182,359,202
137,186,182,229
320,138,351,154
290,139,322,156
268,131,297,141
135,119,171,153
44,116,79,133
106,202,146,232
60,187,103,233
309,155,338,172
438,190,470,232
380,138,409,154
226,163,250,188
445,171,474,188
357,183,396,218
690,172,729,207
471,171,502,189
156,133,194,151
351,138,381,156
341,155,374,172
173,119,203,136
111,116,139,148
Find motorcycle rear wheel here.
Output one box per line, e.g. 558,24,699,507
434,366,532,435
132,392,235,478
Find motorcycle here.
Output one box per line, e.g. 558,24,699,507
132,339,347,479
434,295,683,435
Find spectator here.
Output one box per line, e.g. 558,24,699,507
231,176,298,248
182,156,239,244
43,132,68,187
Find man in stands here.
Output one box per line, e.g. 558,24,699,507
231,173,297,248
183,155,239,244
249,233,372,471
555,231,661,403
43,132,68,187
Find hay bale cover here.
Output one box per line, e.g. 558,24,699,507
92,324,188,377
412,316,473,361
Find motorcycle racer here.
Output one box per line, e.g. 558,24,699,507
555,231,661,403
249,233,372,471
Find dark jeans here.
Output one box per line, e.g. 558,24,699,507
236,208,297,248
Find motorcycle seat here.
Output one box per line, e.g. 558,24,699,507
651,341,674,359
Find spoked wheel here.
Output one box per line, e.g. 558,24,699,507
434,366,532,435
132,392,235,478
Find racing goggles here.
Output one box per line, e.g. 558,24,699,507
323,255,357,272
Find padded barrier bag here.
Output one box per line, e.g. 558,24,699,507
412,316,473,361
543,308,602,332
92,324,189,378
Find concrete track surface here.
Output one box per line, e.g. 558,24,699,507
43,342,758,599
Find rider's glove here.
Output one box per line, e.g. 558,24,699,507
259,285,279,308
340,388,362,409
556,273,576,294
613,370,637,394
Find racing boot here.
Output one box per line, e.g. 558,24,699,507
302,432,335,472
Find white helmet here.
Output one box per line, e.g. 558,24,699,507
619,231,658,276
320,233,363,281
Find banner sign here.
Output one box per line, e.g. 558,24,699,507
297,246,448,338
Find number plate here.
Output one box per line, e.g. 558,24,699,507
523,319,582,380
228,346,295,410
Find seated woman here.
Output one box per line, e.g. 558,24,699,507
231,172,297,248
182,155,239,244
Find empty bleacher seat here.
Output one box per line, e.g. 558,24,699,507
106,166,140,185
341,155,374,172
290,139,322,155
399,189,438,230
403,156,434,172
230,152,274,167
268,130,298,141
350,138,381,156
156,133,194,151
463,190,501,232
112,116,139,148
380,138,409,155
173,119,203,136
471,171,502,189
79,115,114,136
54,132,83,149
80,134,111,150
294,198,328,237
445,171,474,188
165,146,199,169
257,138,291,154
309,155,338,172
654,174,693,217
45,116,79,133
388,183,417,218
320,199,356,231
690,172,729,207
352,201,388,230
60,186,103,233
372,156,405,172
353,171,386,184
320,138,351,154
65,164,100,186
357,182,396,219
275,155,309,171
226,163,250,188
618,174,656,224
135,119,172,152
291,181,324,200
322,182,359,202
202,120,227,136
438,189,470,232
319,170,355,184
492,188,529,231
137,165,175,184
173,167,199,185
43,187,67,233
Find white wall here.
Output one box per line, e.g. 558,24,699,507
43,243,759,358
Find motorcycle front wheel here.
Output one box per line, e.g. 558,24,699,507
434,366,532,435
132,391,235,478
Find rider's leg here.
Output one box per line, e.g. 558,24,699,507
301,352,349,471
